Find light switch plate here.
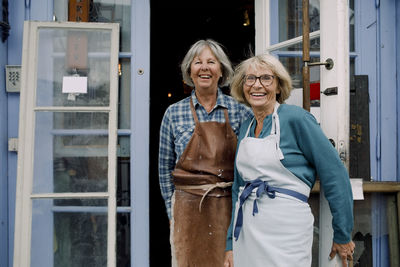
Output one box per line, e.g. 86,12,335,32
5,65,22,93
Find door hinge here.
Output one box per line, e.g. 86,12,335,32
8,138,18,152
338,140,347,163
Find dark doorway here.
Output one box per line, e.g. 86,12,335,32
149,1,255,265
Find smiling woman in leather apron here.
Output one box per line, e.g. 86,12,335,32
223,54,355,267
158,39,252,267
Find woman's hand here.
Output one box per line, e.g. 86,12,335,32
223,250,233,267
329,240,355,267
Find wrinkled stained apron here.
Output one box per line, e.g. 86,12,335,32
171,99,237,267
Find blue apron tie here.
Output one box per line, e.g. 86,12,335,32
233,178,308,241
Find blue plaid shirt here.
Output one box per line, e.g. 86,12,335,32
159,89,252,219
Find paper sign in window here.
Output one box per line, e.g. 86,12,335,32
62,76,88,94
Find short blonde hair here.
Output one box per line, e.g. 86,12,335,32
230,54,292,106
181,39,233,87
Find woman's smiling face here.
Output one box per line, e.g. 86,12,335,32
243,66,280,112
190,47,222,92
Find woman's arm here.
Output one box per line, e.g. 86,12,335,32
329,240,355,267
224,250,234,267
158,108,177,220
294,110,354,243
225,121,249,252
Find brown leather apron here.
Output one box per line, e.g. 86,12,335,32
171,98,237,267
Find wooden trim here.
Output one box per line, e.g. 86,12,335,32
311,180,400,193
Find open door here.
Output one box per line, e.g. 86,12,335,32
13,21,119,267
256,0,350,266
318,1,350,266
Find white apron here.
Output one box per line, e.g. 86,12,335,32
233,103,314,267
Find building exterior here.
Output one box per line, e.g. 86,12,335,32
0,0,399,266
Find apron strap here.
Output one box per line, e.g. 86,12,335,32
176,182,233,212
223,108,235,138
244,118,254,137
190,97,232,138
271,103,284,160
233,178,308,241
189,97,200,124
244,103,284,160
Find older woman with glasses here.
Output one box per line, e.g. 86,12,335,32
223,54,355,267
158,39,252,267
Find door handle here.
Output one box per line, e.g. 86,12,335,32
322,86,338,96
307,58,334,70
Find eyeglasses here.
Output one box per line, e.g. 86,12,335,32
244,74,275,87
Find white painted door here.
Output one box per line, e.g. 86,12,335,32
256,0,350,266
13,21,120,267
318,1,350,266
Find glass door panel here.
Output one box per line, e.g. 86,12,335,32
36,28,112,107
31,199,108,267
14,21,119,267
33,111,109,194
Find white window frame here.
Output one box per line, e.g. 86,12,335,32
13,21,120,267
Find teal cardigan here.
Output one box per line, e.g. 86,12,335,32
226,104,354,251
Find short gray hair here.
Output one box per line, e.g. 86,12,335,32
181,39,233,87
231,54,292,106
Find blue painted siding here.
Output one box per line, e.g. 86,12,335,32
356,0,378,181
7,0,25,265
356,0,398,183
397,0,400,180
1,30,9,267
6,1,54,266
379,0,397,182
356,1,399,266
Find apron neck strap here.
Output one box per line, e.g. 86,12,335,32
271,103,284,160
244,103,280,138
244,118,254,137
190,98,200,124
270,102,280,135
190,97,230,128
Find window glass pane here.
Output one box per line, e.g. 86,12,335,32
276,0,354,52
350,57,355,78
279,56,321,89
36,28,112,107
54,198,108,207
54,212,107,266
349,0,355,52
53,0,131,52
33,112,109,194
119,58,131,129
31,199,108,267
309,194,320,267
278,0,320,51
52,154,108,193
117,137,130,206
352,194,372,266
90,0,131,52
279,57,303,88
53,112,109,129
117,213,131,266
